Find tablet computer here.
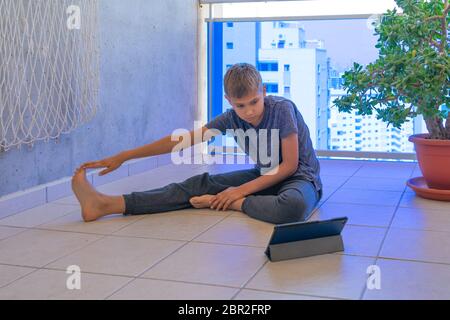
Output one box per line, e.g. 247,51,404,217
267,217,348,246
265,217,348,261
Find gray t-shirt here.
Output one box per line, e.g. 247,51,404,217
205,95,322,195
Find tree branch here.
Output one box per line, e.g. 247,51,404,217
425,116,447,139
439,0,449,52
425,0,450,22
430,38,442,49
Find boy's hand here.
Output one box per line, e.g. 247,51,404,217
210,187,246,211
78,154,125,176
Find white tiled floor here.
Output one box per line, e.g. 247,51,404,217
1,159,450,300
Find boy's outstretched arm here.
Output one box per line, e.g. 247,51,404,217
80,126,216,175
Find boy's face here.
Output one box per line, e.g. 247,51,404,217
225,86,266,127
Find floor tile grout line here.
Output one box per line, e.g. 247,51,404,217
0,234,122,293
333,252,382,259
5,247,450,283
357,256,379,300
312,174,360,212
322,161,381,301
230,260,269,300
11,221,415,257
0,224,113,238
359,174,412,300
214,164,386,300
12,210,230,238
0,227,30,243
6,160,449,300
128,213,236,281
184,212,235,243
232,287,350,301
103,237,255,300
359,161,415,300
103,277,138,300
190,239,266,249
230,256,361,301
0,265,40,291
0,203,81,224
105,210,267,299
382,225,450,235
104,274,248,300
0,206,82,231
333,187,412,193
370,256,450,267
0,259,364,300
22,220,433,260
48,201,81,207
11,206,442,237
40,234,110,270
6,241,450,288
313,161,366,212
108,211,230,238
228,199,374,303
36,227,193,281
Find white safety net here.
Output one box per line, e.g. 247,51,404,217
0,0,99,151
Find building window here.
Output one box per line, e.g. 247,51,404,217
258,62,278,72
265,83,279,93
208,18,417,156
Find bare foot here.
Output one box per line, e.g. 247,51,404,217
71,168,107,222
229,198,245,212
189,194,216,209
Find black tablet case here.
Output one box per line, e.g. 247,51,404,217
265,217,348,262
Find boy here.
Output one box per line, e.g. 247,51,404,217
72,63,322,224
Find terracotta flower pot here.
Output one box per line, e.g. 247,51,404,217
408,133,450,190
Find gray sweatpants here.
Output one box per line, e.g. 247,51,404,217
123,168,321,224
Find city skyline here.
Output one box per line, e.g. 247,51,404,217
210,20,423,154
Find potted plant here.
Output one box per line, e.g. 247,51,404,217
333,0,450,200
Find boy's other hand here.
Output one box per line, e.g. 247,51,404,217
78,154,125,176
210,187,247,211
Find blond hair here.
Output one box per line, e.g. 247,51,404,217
224,63,263,99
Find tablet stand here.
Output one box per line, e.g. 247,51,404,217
265,234,344,262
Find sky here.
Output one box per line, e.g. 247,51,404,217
217,0,397,72
293,19,380,72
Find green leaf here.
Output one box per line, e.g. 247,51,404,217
335,0,449,138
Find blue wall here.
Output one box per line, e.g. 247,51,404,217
0,0,198,197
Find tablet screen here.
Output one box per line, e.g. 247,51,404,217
268,217,348,245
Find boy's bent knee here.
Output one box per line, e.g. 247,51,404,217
276,190,308,223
